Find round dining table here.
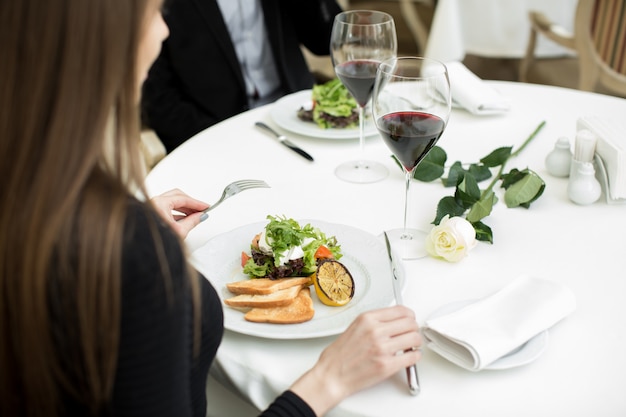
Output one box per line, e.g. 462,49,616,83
146,81,626,417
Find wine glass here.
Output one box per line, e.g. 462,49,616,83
372,57,451,259
330,10,397,184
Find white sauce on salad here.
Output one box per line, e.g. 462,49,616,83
258,232,316,266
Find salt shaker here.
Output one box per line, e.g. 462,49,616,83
545,137,572,177
567,161,601,205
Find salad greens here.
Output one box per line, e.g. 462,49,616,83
311,79,358,129
243,215,342,278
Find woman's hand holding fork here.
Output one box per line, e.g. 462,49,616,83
151,188,209,239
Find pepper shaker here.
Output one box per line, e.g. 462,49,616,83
545,137,572,177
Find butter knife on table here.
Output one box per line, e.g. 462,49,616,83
383,232,420,396
255,121,314,162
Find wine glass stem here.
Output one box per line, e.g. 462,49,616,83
402,169,412,239
358,105,365,164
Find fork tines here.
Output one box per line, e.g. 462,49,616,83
234,179,270,188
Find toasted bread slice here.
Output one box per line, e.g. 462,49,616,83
244,287,315,324
226,276,311,295
224,284,303,308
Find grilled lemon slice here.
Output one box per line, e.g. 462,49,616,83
313,260,354,307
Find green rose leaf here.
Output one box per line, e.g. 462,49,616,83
468,163,493,182
413,146,447,182
518,170,545,208
466,190,497,223
455,173,481,208
442,161,465,187
480,146,512,167
391,155,403,171
433,196,466,225
503,170,546,208
443,162,492,187
472,220,493,243
500,168,526,189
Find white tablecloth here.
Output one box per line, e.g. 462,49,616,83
425,0,579,63
146,81,626,417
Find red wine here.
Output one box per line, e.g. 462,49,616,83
377,111,445,171
335,60,379,107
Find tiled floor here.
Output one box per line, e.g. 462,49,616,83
463,55,579,90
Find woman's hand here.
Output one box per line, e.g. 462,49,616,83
151,189,209,239
290,305,422,416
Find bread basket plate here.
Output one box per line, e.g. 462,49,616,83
270,90,378,140
190,220,401,339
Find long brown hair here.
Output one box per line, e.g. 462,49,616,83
0,1,171,415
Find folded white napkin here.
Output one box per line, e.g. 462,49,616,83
445,61,510,115
423,275,576,371
577,116,626,200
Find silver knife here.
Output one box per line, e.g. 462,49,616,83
383,232,421,396
255,121,314,161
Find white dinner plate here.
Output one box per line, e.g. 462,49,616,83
270,90,378,140
427,299,549,370
190,220,400,339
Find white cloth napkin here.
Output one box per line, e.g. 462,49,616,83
423,275,576,371
577,116,626,200
445,61,510,115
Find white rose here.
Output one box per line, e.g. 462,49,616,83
425,215,477,262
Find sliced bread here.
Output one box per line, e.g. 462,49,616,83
224,284,303,308
244,287,315,324
226,276,312,295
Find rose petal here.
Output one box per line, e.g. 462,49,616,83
425,215,477,262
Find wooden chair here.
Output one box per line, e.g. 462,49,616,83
140,128,166,171
519,0,626,97
398,0,433,53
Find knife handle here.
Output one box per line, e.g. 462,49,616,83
285,143,314,161
406,364,420,396
255,121,314,162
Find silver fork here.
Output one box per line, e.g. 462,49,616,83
202,179,270,213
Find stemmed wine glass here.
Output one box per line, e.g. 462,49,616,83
330,10,397,184
372,57,451,259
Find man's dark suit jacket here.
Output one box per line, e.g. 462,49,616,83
142,0,342,152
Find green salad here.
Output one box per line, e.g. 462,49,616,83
242,215,342,279
297,79,359,129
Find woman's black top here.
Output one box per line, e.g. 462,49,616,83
60,200,316,416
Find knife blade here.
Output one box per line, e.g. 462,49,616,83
383,232,421,396
255,121,314,161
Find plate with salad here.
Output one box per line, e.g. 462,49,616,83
190,217,401,339
270,81,378,140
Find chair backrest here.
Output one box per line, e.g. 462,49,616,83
398,0,432,54
576,0,626,94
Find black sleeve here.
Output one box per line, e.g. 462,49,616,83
141,45,218,153
259,390,317,417
111,202,199,417
286,0,343,56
